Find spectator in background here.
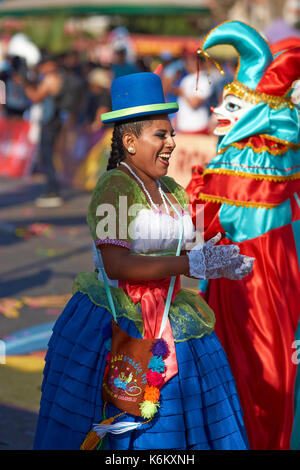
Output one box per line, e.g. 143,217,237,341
61,50,83,80
111,44,140,79
135,55,151,73
24,53,80,208
0,55,30,118
171,51,213,134
85,68,111,131
160,50,186,123
161,50,186,102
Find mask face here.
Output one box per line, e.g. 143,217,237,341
212,93,255,136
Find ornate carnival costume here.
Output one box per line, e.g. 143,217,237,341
33,72,250,450
186,21,300,450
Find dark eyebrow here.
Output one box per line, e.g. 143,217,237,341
155,128,176,134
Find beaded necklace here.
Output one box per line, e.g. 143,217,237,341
120,161,170,215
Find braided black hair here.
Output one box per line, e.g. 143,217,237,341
106,117,150,171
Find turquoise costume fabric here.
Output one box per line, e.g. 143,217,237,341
187,20,300,450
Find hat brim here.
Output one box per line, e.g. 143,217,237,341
101,102,179,123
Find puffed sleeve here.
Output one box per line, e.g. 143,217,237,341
87,170,145,250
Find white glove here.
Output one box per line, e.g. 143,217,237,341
187,233,254,280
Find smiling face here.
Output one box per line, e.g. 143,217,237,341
123,115,176,180
212,93,255,136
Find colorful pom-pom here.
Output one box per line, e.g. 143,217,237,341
144,385,160,403
138,340,169,421
148,355,165,373
146,370,164,388
140,400,160,419
102,322,112,339
151,338,169,359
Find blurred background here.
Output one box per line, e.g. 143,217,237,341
0,0,299,450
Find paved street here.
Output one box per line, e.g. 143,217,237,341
0,175,93,450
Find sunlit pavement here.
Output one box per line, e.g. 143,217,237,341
0,175,92,449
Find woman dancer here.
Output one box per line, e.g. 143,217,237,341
33,72,253,450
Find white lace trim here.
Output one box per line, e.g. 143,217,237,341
130,208,196,253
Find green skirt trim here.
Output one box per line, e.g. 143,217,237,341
72,272,215,342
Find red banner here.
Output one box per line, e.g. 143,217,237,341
0,117,37,178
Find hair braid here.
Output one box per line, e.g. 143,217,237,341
106,118,151,171
107,125,124,171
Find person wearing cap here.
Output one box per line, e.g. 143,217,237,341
111,44,140,79
186,21,300,450
85,68,112,131
33,71,253,450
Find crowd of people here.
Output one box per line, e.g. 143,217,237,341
0,40,232,207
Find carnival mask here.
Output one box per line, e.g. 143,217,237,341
212,93,256,136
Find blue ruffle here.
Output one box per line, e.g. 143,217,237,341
33,292,249,450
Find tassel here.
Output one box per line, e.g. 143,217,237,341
80,415,117,450
80,429,101,450
196,48,227,88
93,420,143,437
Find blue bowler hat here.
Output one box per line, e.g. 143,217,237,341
101,72,178,123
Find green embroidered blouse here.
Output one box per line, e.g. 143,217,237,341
72,169,215,342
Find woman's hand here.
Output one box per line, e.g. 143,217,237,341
186,233,254,280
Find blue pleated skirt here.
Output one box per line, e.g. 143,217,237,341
33,292,249,450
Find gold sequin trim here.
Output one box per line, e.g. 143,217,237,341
217,141,299,156
260,134,299,146
203,168,300,182
224,81,293,110
198,192,277,209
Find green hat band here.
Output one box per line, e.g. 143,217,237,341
101,102,179,123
